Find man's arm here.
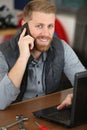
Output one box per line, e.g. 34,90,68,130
0,29,34,110
0,47,28,110
62,40,86,86
57,40,86,110
8,28,34,88
0,51,20,110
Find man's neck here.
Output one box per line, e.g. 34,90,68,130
31,50,42,60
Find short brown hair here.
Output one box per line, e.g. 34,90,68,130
23,0,56,20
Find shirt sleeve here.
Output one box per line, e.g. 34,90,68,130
0,51,20,110
61,40,86,86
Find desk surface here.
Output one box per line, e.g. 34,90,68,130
0,88,87,130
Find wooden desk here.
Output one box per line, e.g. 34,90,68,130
0,88,87,130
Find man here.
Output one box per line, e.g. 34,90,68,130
0,0,86,110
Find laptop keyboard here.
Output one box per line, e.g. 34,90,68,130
42,105,71,121
33,105,71,122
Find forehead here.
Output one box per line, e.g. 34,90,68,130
30,11,55,24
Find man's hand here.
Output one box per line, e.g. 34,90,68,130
57,93,73,110
18,28,34,59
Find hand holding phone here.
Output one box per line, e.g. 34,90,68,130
21,23,35,62
21,23,35,50
21,23,31,36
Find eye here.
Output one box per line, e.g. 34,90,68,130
36,24,43,29
48,24,54,29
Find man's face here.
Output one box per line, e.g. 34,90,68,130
28,11,55,52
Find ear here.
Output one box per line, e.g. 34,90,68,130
21,20,26,26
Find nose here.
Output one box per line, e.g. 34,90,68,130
41,27,50,36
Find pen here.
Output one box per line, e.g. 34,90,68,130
35,121,49,130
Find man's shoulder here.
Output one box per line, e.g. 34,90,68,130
52,36,62,43
51,36,64,50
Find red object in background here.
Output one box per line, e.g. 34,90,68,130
55,18,69,44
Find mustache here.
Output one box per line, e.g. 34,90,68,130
36,35,51,40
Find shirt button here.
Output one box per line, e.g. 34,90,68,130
37,65,39,68
38,81,40,84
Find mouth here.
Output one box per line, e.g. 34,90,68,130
40,38,48,42
37,36,51,44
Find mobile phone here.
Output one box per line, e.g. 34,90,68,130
21,23,31,36
21,23,34,62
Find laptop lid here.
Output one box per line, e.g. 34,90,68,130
33,71,87,127
71,70,87,126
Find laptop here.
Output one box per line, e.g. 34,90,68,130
33,71,87,127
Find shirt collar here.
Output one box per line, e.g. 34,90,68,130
29,52,47,66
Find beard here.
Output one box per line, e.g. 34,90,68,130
34,35,52,52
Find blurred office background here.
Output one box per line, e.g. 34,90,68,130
0,0,87,67
49,0,87,68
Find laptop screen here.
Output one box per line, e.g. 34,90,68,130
71,71,87,125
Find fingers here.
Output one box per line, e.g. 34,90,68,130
20,28,26,38
57,94,73,110
19,28,34,50
57,101,66,110
29,42,34,50
18,28,35,59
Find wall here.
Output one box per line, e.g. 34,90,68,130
0,0,13,9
